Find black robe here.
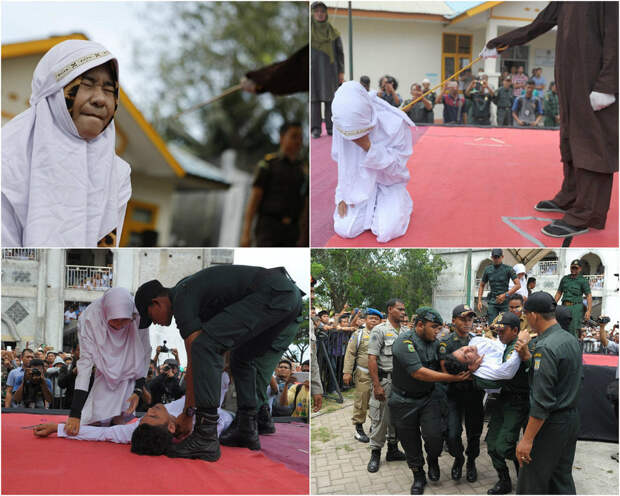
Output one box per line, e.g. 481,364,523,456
245,45,309,95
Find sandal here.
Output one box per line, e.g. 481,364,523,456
534,200,566,213
541,220,589,238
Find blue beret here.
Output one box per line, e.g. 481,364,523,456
367,308,382,317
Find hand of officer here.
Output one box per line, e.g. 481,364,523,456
374,384,386,402
65,417,81,436
477,300,483,312
517,329,531,344
584,310,591,321
124,393,140,416
452,370,472,382
516,437,533,466
34,423,58,437
496,293,506,304
175,412,193,438
312,394,323,412
343,373,352,386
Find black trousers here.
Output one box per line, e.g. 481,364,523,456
446,388,485,460
191,268,302,410
311,101,332,133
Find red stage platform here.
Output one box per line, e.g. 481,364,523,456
311,126,619,247
582,353,619,367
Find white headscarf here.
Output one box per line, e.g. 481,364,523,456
331,81,414,204
510,263,529,300
2,40,131,247
76,287,150,390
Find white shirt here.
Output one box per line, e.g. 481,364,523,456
470,336,521,381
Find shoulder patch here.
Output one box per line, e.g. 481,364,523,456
439,345,447,354
533,353,542,358
402,340,413,344
407,344,416,353
506,350,514,360
386,333,395,337
534,358,541,370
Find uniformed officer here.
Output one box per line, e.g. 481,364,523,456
555,259,592,337
390,306,471,494
514,292,583,494
343,308,381,443
366,298,407,472
241,122,308,247
134,265,303,461
439,304,485,483
475,312,531,495
478,249,521,323
490,294,533,337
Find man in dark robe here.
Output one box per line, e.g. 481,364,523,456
311,1,344,138
242,45,308,95
485,2,618,238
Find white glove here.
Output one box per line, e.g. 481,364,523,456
589,91,615,111
479,47,498,59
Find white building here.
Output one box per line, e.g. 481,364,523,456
325,1,556,123
432,248,620,324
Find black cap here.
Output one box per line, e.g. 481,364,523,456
491,248,503,257
163,358,179,368
311,1,327,9
496,312,521,330
134,280,165,328
452,304,475,318
415,306,443,325
555,305,573,330
523,291,557,313
570,259,582,267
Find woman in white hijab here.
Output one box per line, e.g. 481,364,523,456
65,287,151,435
2,40,131,247
510,263,530,301
331,81,414,243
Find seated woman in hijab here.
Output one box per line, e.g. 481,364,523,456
64,287,151,436
330,81,414,243
2,40,131,247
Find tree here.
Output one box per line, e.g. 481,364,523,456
285,296,310,363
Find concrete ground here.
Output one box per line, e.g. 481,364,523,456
311,396,619,495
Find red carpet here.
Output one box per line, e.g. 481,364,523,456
311,126,619,247
582,353,619,367
1,413,309,494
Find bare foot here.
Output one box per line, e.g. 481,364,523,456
338,201,348,218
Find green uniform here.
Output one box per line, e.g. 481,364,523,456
253,152,307,247
343,328,371,424
476,337,530,472
557,274,591,336
516,323,583,495
389,330,443,470
482,264,518,323
367,321,401,449
494,86,514,126
543,91,559,127
438,332,484,462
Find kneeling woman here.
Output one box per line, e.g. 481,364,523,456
65,287,151,435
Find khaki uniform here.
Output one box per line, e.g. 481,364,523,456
367,321,401,450
343,328,371,424
490,312,534,336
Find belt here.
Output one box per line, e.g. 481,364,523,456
378,369,392,380
562,301,579,306
392,385,433,399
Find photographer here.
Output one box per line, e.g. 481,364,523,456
465,74,495,126
13,359,52,408
5,348,34,408
596,317,618,355
152,341,178,367
46,356,67,409
148,358,185,406
378,75,402,107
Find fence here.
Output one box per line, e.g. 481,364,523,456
2,249,38,261
65,265,112,290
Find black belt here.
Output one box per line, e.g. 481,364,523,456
500,390,528,401
392,385,432,399
378,369,392,380
562,301,579,307
249,267,299,292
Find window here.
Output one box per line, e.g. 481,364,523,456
441,33,473,84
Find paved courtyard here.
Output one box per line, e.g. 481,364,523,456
311,397,619,495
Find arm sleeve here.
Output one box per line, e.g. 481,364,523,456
173,281,208,339
481,267,489,284
252,161,270,189
476,349,522,380
529,347,559,420
342,332,357,375
367,329,384,357
57,422,136,444
393,339,423,376
361,123,412,185
582,278,591,295
486,2,560,48
246,45,309,95
593,2,618,94
335,37,345,74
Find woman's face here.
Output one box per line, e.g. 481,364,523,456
108,318,132,331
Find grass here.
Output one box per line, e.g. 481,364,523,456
311,426,333,443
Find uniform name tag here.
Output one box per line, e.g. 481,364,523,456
534,358,541,370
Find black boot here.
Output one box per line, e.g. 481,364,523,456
257,404,276,435
487,468,511,495
354,423,370,443
367,449,381,473
386,442,406,461
427,458,440,481
451,455,464,480
168,410,220,462
466,457,478,482
219,408,261,450
411,469,427,495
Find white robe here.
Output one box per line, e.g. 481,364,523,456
331,81,414,243
469,336,522,381
1,40,131,247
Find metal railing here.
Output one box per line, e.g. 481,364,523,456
65,265,112,290
2,249,38,261
584,274,604,290
535,260,558,275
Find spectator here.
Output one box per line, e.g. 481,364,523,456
337,315,357,332
283,379,309,418
511,65,528,97
46,356,67,408
1,352,14,403
598,321,618,355
64,306,77,325
377,75,401,107
512,80,543,127
510,263,529,301
494,75,514,126
543,81,560,127
403,83,433,124
12,358,53,408
272,359,295,416
360,75,370,91
148,358,185,406
45,351,56,368
437,81,464,124
34,349,44,360
301,360,310,372
421,78,436,123
5,348,34,407
532,67,546,93
465,74,495,126
317,310,336,332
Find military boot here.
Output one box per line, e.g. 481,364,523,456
427,458,440,481
487,468,511,495
451,455,464,480
257,404,276,435
354,423,370,443
386,442,406,461
411,469,427,495
219,408,261,450
466,457,478,482
367,449,381,472
168,410,220,461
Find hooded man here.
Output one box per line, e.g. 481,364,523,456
2,40,131,247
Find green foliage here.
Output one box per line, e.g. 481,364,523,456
310,249,446,316
286,296,310,362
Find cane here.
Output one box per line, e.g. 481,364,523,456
171,83,242,120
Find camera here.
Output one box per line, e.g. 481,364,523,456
31,368,41,377
162,364,171,372
160,340,170,353
598,316,611,325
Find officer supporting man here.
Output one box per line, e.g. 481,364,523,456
439,304,485,483
367,299,407,472
343,308,382,443
390,307,471,494
134,264,303,461
489,294,533,337
475,312,531,495
555,259,592,337
241,122,308,247
514,292,583,494
478,249,521,323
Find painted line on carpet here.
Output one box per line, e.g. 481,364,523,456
501,215,554,247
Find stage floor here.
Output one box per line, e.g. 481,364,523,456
311,125,618,248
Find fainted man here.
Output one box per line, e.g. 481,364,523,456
366,299,407,473
390,306,471,494
555,259,592,337
478,249,520,323
134,264,303,461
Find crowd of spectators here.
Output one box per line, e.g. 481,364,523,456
358,65,559,128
